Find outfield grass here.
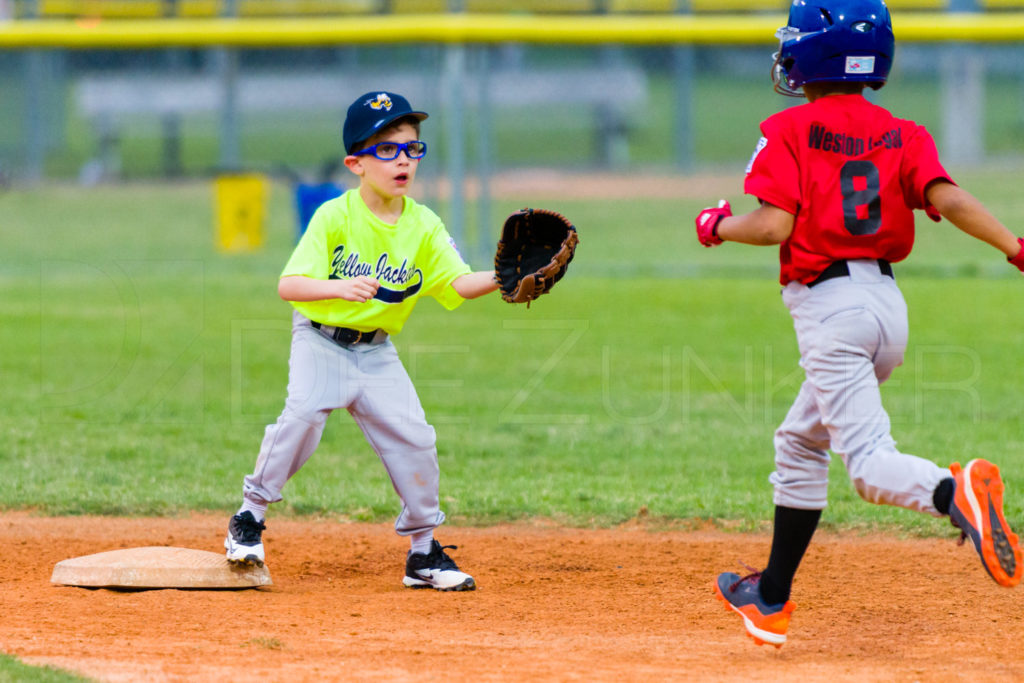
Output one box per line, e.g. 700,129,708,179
1,172,1022,535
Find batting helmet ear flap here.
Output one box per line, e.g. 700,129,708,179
771,51,799,97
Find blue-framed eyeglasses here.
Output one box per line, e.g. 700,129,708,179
353,140,428,161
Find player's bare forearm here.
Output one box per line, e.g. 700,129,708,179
926,181,1022,258
717,202,795,246
278,274,380,303
452,270,499,299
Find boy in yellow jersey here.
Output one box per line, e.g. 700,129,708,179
224,91,499,591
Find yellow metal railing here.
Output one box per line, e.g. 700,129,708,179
5,12,1024,48
19,0,978,20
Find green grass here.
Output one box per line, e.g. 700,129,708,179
1,174,1023,536
0,654,89,683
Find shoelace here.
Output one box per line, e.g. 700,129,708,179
234,515,266,543
729,561,764,593
432,544,461,570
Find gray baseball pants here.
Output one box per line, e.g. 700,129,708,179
242,311,445,535
771,259,947,515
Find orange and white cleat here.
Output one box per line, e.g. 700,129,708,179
713,569,796,648
949,459,1022,587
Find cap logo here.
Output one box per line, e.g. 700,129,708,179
845,56,875,74
367,93,393,111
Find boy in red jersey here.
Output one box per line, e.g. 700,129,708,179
695,0,1024,648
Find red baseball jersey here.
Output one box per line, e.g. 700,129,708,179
745,94,952,285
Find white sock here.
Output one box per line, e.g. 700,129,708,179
410,530,434,555
238,499,267,523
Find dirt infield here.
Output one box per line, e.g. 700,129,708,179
2,513,1022,682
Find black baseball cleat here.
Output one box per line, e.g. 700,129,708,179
403,540,476,591
224,511,266,566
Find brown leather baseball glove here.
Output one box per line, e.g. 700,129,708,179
494,208,578,305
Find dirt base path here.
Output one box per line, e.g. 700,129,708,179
2,513,1022,682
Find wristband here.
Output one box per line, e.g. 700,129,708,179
695,200,731,248
1009,237,1024,273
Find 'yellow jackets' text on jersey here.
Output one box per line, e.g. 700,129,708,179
282,190,472,335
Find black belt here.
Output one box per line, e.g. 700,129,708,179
311,321,385,345
808,259,893,288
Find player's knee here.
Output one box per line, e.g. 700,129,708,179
367,423,436,454
280,405,329,429
384,421,436,451
403,424,436,452
851,479,884,505
847,467,886,505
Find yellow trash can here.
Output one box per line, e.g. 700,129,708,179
214,173,268,252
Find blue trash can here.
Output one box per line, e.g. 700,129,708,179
295,182,344,238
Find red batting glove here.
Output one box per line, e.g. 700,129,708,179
695,200,731,247
1009,237,1024,273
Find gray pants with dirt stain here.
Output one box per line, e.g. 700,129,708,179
242,311,445,535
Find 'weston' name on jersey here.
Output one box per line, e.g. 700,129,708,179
808,124,903,156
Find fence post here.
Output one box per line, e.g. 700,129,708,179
942,0,984,164
22,0,45,181
215,0,241,170
673,0,695,171
442,0,467,262
474,46,494,267
161,0,184,177
595,0,629,168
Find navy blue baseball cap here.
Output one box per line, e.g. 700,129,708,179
343,91,428,155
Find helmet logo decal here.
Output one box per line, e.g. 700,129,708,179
845,56,876,75
367,93,393,111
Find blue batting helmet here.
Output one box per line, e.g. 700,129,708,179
771,0,895,97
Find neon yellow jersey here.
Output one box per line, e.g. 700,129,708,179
282,190,472,335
